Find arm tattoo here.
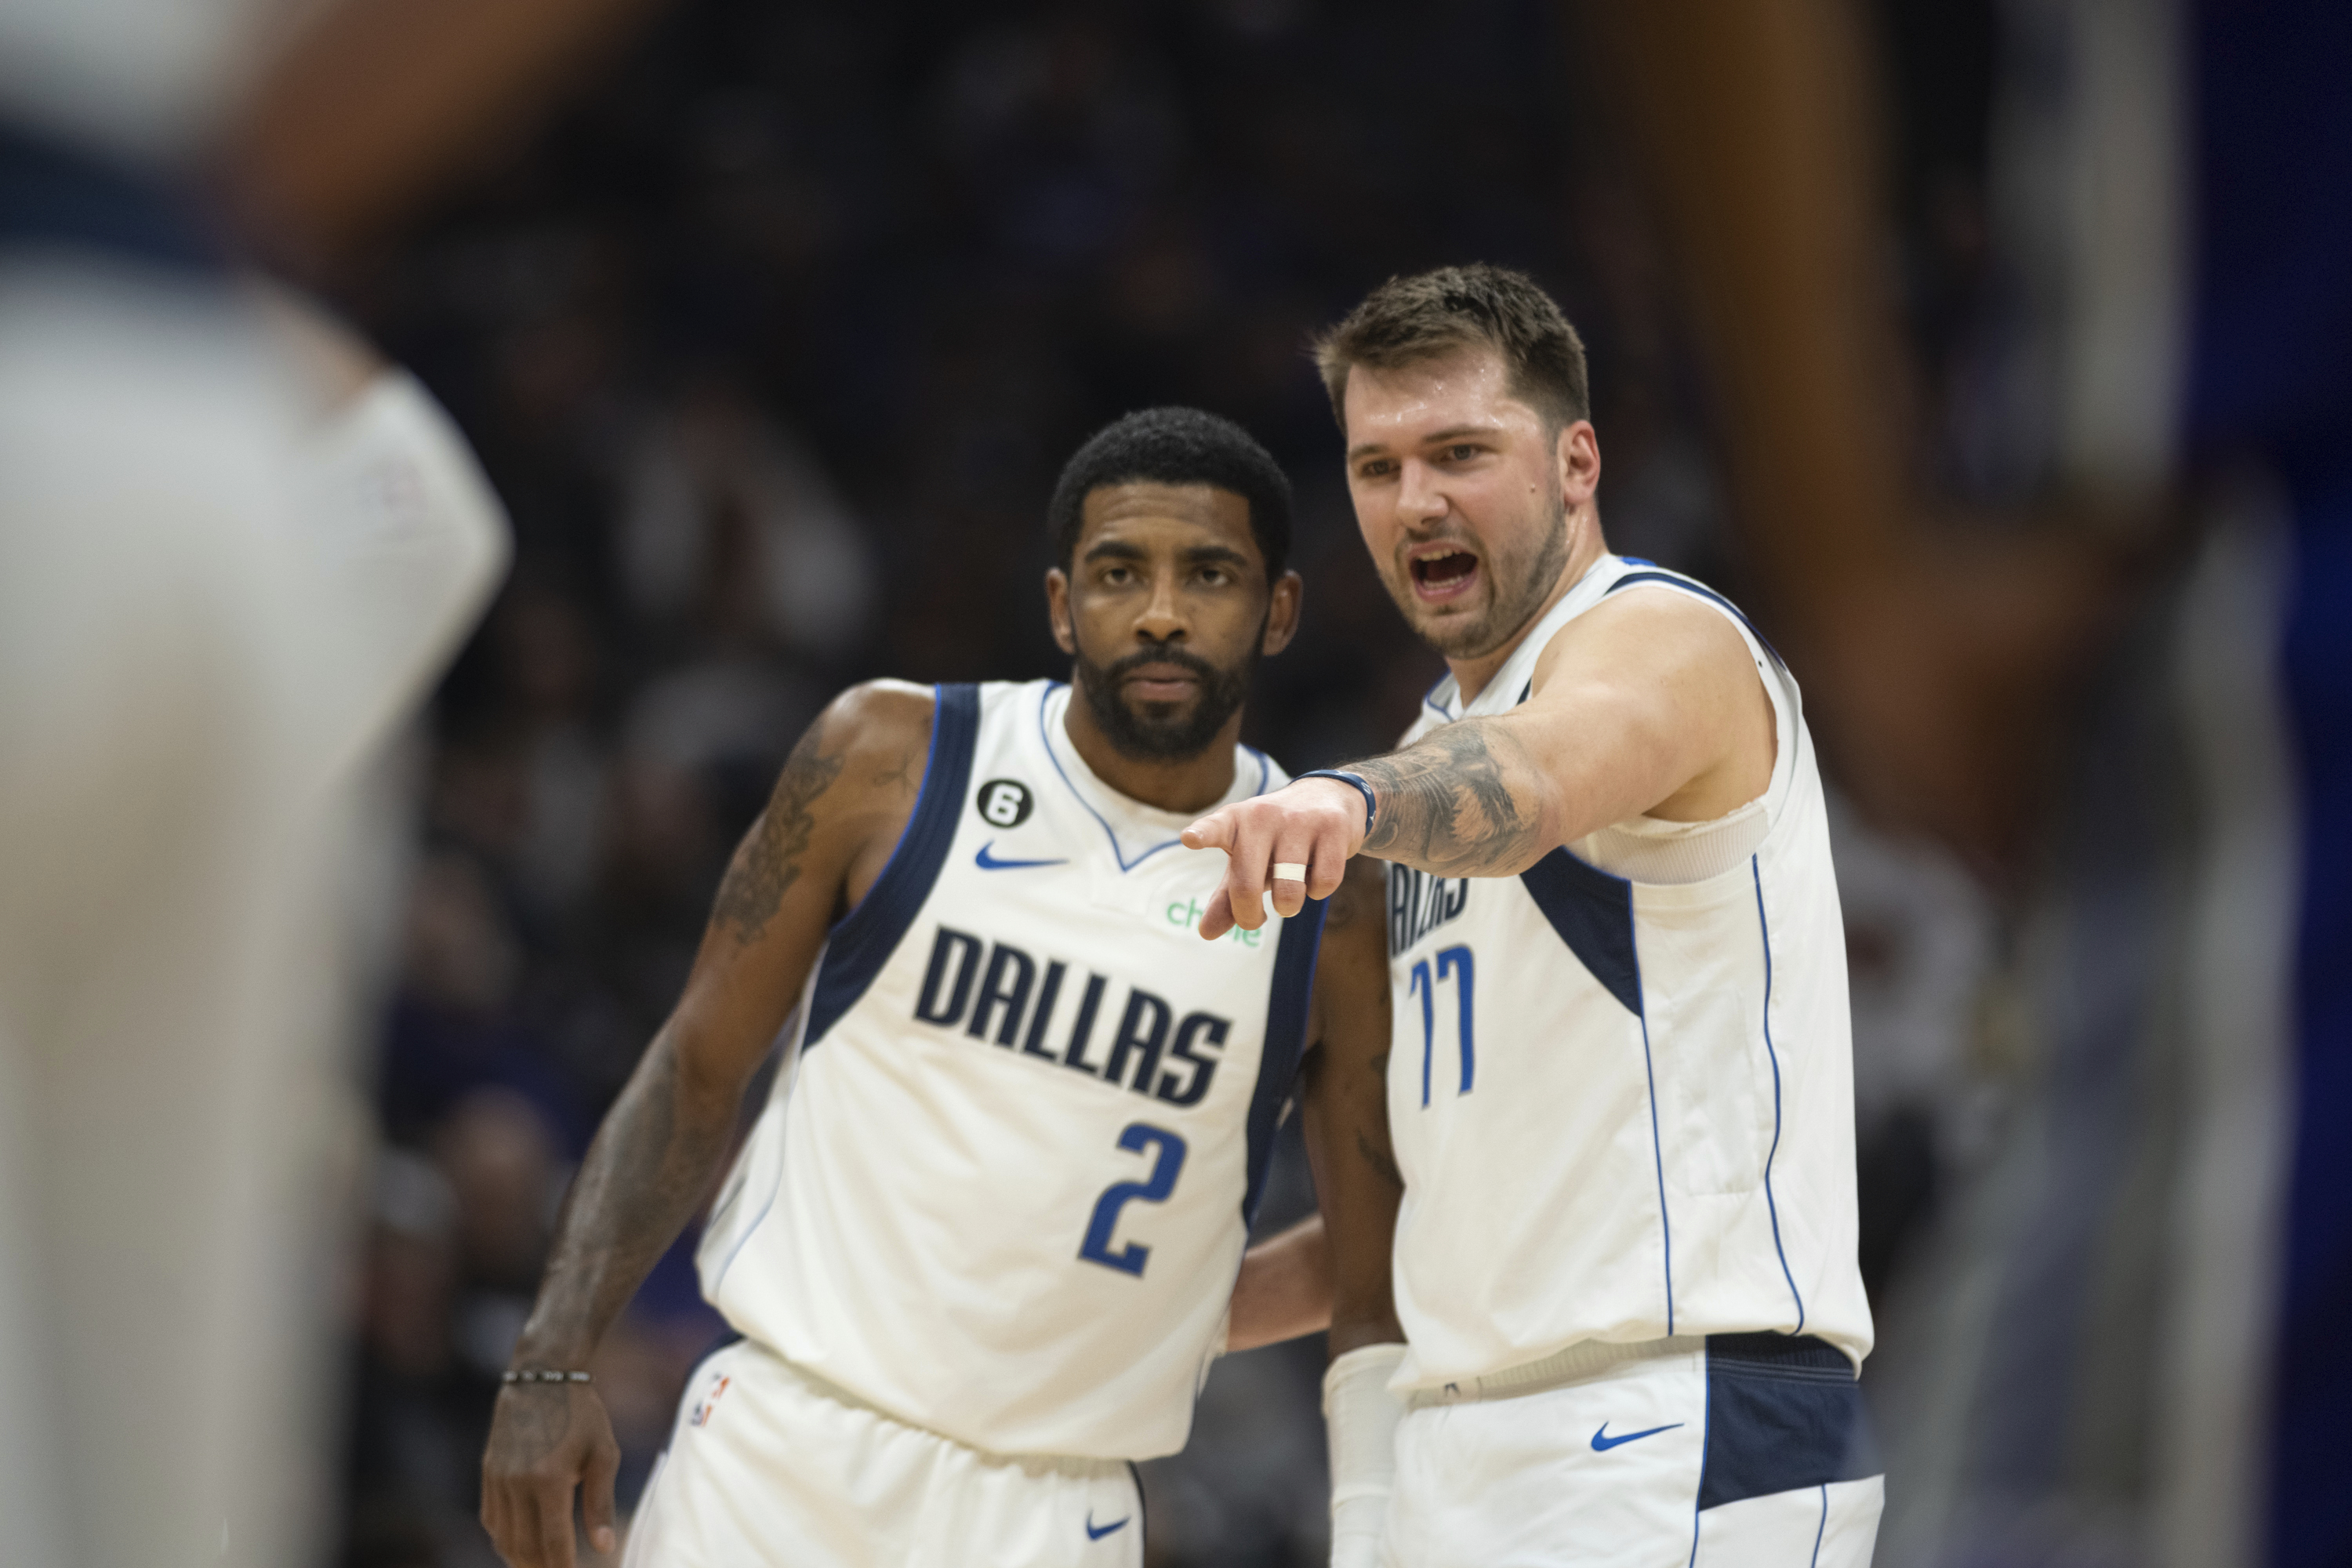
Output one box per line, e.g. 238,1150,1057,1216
871,746,921,797
1356,1129,1405,1191
1352,718,1543,876
513,1040,738,1370
713,718,844,945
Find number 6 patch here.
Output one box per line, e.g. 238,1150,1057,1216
975,779,1034,829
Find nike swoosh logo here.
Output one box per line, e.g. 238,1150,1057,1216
1085,1513,1130,1541
1591,1421,1685,1451
975,841,1069,870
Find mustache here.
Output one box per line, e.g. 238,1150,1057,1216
1104,644,1223,686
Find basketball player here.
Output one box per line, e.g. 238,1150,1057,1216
478,407,1402,1568
1182,267,1880,1565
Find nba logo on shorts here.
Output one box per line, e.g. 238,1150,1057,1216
688,1372,731,1428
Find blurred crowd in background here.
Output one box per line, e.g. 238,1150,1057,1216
334,3,2016,1564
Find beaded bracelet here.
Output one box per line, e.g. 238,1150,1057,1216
503,1369,593,1385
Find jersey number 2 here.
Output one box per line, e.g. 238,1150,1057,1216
1410,945,1475,1107
1079,1123,1187,1277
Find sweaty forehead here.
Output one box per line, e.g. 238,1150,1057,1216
1077,481,1260,563
1342,346,1539,446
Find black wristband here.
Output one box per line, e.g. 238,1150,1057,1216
1298,769,1377,837
503,1369,592,1385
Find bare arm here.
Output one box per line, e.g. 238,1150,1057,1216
1225,858,1403,1354
1297,858,1404,1359
1226,1215,1332,1353
480,681,932,1568
1181,590,1771,937
1584,0,2125,866
217,0,674,265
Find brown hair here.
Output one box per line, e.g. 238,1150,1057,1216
1311,263,1590,431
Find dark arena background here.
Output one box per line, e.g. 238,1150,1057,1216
343,5,2002,1564
11,0,2331,1564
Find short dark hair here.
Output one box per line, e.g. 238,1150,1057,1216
1312,263,1590,431
1047,407,1294,578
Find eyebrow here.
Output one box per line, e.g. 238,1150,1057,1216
1081,538,1255,569
1346,423,1505,463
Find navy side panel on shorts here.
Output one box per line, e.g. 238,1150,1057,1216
1697,1334,1870,1511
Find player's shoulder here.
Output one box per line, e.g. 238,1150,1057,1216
1536,571,1756,684
818,677,938,757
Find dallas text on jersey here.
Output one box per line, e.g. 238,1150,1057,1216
911,924,1232,1109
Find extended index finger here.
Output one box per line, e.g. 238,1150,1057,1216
1181,804,1238,852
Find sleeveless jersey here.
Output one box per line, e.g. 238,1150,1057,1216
695,679,1324,1461
1384,555,1873,1391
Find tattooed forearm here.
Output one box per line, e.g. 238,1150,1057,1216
515,1039,739,1363
713,717,844,944
1352,718,1546,876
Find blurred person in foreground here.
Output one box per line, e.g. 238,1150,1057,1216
1586,3,2352,1563
478,408,1402,1568
1183,265,1878,1566
0,0,682,1558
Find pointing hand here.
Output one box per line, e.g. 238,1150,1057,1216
1179,776,1367,938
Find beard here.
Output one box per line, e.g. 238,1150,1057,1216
1393,480,1573,662
1073,633,1258,761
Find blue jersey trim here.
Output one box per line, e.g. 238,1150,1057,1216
1241,746,1273,797
1422,674,1454,722
0,121,223,272
1639,997,1675,1335
1242,898,1327,1225
800,683,979,1048
710,684,975,1297
1809,1484,1829,1567
1606,568,1788,672
1037,681,1272,872
1036,682,1182,872
1754,858,1808,1333
1516,849,1645,1017
1686,1345,1710,1566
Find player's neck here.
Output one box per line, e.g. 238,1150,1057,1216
1061,690,1242,815
1447,524,1607,706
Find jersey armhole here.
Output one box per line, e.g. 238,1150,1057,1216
800,682,981,1047
1599,572,1800,826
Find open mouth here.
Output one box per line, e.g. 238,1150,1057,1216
1409,545,1481,602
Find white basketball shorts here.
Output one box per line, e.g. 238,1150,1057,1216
624,1338,1147,1568
1384,1333,1882,1567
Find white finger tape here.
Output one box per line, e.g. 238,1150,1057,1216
1271,862,1309,883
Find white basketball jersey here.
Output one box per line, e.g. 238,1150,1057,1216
1385,556,1873,1391
696,680,1323,1461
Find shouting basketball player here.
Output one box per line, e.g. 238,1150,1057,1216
478,407,1400,1568
1182,267,1882,1566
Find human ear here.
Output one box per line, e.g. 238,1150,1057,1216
1557,419,1601,506
1261,570,1304,656
1045,568,1077,655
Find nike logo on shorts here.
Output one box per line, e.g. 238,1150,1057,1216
1085,1512,1130,1540
975,841,1069,870
1591,1420,1684,1451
